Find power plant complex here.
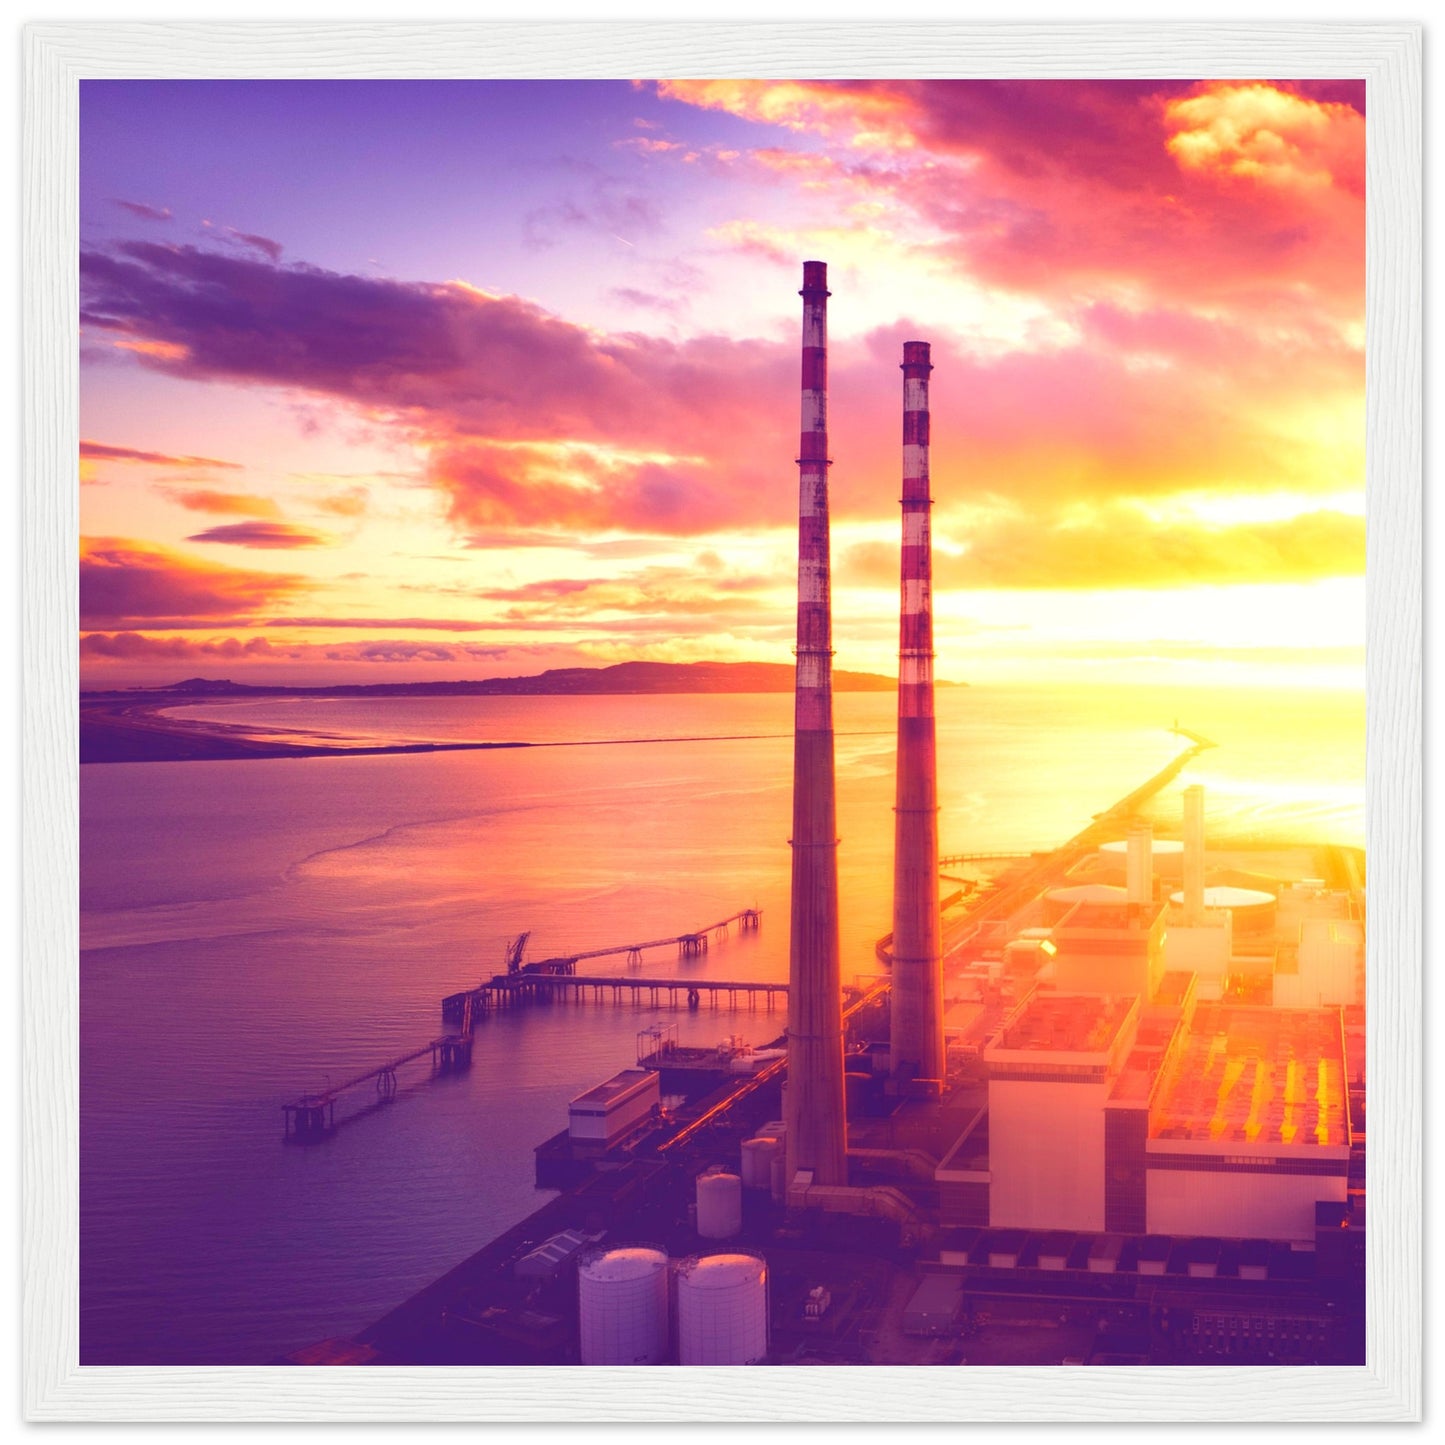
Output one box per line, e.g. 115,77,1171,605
300,263,1366,1369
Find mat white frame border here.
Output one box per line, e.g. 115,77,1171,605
22,21,1422,1423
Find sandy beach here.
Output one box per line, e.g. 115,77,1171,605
78,698,527,765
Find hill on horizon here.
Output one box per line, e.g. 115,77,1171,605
83,658,965,700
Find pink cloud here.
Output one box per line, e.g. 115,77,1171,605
79,206,1360,573
80,631,288,661
659,79,1364,327
111,199,172,222
81,440,241,469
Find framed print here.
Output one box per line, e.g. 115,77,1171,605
22,19,1421,1423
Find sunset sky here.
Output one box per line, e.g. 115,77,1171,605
78,78,1366,690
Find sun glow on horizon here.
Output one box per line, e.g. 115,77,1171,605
78,77,1364,692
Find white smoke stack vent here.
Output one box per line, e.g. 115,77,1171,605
1126,822,1153,905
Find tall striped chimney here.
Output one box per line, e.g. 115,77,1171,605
890,340,945,1089
784,260,847,1188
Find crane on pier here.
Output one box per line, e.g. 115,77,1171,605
504,932,529,976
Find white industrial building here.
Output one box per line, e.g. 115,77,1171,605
982,991,1140,1232
568,1068,660,1150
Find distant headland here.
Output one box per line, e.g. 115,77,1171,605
83,659,936,702
81,660,959,764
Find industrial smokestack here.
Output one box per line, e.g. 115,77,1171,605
889,340,944,1090
784,261,847,1188
1126,821,1154,906
1183,785,1205,922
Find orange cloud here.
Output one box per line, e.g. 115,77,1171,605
164,489,283,518
80,536,310,628
1164,83,1365,195
656,79,917,149
658,78,1364,333
477,563,778,622
841,506,1364,590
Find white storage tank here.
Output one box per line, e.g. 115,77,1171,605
1169,885,1277,942
577,1247,670,1365
1100,837,1184,879
740,1137,780,1190
696,1170,744,1238
1043,883,1127,925
675,1253,769,1365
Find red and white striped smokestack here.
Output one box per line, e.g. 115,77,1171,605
890,340,944,1089
784,260,847,1188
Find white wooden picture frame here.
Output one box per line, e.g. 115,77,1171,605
22,20,1421,1423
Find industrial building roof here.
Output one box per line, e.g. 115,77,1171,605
1153,970,1195,1009
1149,1003,1348,1150
569,1069,656,1109
987,991,1136,1058
1053,899,1166,934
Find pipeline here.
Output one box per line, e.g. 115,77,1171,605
784,1182,924,1227
846,1147,939,1184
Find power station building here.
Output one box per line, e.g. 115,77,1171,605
940,983,1351,1245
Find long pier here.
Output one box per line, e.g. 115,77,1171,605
879,729,1217,966
442,970,783,1024
526,909,761,969
440,909,764,1024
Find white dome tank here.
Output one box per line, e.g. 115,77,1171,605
1169,885,1277,937
577,1247,670,1365
676,1252,769,1365
739,1137,780,1190
1043,882,1127,924
696,1170,744,1238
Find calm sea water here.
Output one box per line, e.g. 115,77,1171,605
79,684,1363,1363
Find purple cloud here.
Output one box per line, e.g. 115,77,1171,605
186,522,329,549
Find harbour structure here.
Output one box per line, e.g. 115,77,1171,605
784,260,848,1189
889,340,945,1093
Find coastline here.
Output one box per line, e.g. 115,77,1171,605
78,698,804,765
78,700,533,764
78,660,914,764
